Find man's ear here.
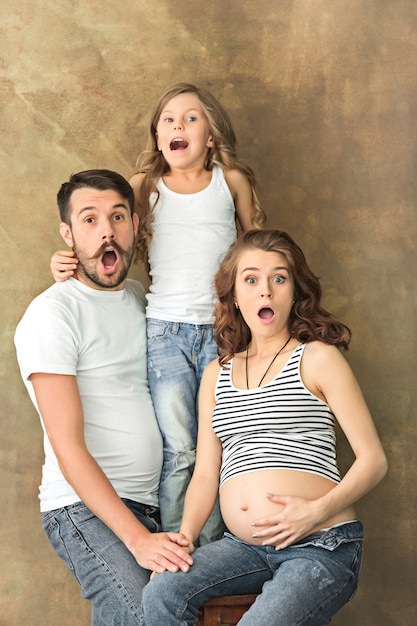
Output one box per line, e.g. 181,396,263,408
59,222,74,248
132,212,139,237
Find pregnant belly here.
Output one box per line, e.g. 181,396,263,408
219,469,355,545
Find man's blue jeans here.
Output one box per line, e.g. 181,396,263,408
42,499,159,626
146,319,225,544
142,521,363,626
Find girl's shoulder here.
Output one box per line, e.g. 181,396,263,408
223,167,250,193
128,172,146,194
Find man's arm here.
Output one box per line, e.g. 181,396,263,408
31,372,193,574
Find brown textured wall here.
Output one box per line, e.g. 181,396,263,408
1,1,416,624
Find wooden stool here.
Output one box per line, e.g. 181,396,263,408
196,594,258,626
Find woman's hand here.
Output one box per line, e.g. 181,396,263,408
250,493,321,549
149,535,195,578
133,531,194,576
50,250,78,282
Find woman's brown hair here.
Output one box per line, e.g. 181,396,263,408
214,229,351,365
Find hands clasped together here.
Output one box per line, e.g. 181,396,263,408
134,531,194,576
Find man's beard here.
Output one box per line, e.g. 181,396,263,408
73,238,135,289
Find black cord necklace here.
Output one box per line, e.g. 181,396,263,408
245,335,292,389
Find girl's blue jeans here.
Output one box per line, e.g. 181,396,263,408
142,521,363,626
146,319,225,544
42,499,159,626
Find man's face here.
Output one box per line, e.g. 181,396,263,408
60,187,139,291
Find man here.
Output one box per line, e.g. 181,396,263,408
15,170,192,625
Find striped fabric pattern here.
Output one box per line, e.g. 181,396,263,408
212,343,341,486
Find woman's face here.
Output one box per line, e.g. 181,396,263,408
234,247,295,337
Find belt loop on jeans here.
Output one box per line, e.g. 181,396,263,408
171,322,180,334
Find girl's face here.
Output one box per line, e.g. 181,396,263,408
234,248,295,337
155,92,213,170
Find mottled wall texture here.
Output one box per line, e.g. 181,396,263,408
1,1,416,624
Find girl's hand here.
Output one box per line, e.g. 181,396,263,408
251,493,321,550
50,250,78,282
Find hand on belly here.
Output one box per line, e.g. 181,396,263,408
219,470,349,548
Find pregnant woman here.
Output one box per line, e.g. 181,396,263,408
142,229,387,626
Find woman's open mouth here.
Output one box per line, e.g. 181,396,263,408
258,306,275,321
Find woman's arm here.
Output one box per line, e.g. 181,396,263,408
179,360,223,546
251,342,387,548
306,342,388,515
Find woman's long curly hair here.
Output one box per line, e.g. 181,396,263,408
214,229,351,366
133,83,265,270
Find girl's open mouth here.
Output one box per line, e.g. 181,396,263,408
170,138,189,151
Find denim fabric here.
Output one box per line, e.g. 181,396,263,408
146,319,225,544
142,521,363,626
42,499,160,625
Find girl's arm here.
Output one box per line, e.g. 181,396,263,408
129,172,146,250
224,168,257,232
179,359,223,546
128,172,146,214
252,342,387,548
50,249,78,282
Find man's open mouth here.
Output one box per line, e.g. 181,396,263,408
102,250,117,269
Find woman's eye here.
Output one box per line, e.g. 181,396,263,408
273,276,285,283
186,116,197,122
246,277,257,284
164,117,174,123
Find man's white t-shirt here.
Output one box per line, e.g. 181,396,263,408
15,278,163,512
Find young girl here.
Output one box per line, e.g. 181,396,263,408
141,229,388,625
50,83,265,544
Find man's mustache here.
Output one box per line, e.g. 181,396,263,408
90,240,126,260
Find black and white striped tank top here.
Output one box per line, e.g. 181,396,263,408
212,343,341,486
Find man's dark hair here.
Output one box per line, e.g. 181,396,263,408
57,169,135,223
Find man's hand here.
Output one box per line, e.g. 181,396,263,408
133,531,194,574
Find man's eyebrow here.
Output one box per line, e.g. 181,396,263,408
78,203,129,213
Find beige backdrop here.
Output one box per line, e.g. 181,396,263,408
1,1,416,624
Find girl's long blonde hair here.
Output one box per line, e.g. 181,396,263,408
133,83,265,269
